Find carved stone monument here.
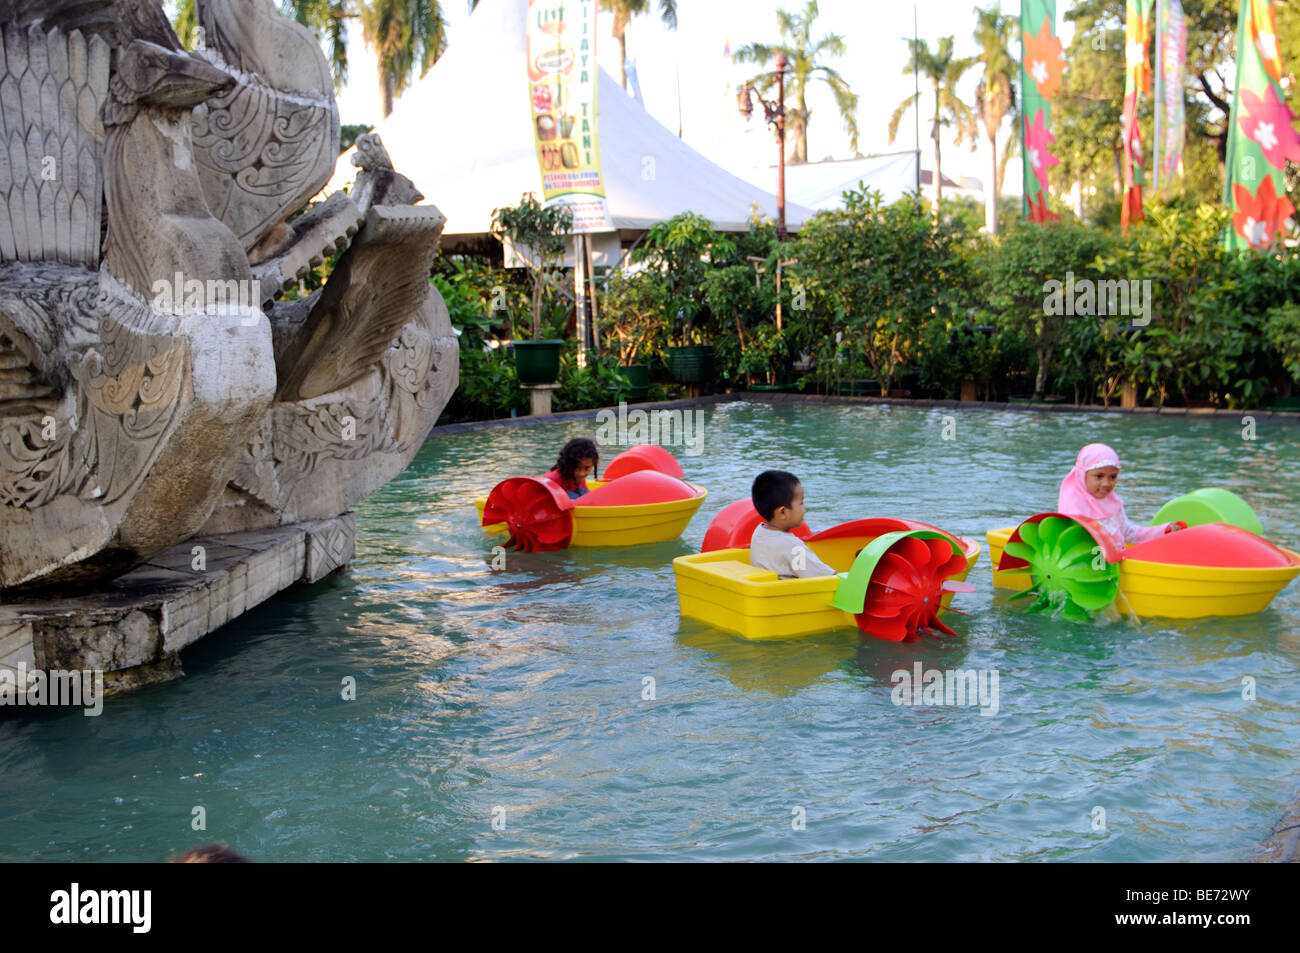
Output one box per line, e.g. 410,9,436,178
0,0,457,693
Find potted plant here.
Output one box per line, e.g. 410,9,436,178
603,267,668,401
634,213,734,386
490,193,573,385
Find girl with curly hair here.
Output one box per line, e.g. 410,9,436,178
545,437,599,499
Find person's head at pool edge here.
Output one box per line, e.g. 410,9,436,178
752,470,806,532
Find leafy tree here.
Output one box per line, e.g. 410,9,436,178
734,1,860,163
599,0,678,91
1055,0,1300,216
633,212,737,345
603,269,671,364
490,194,573,340
793,191,973,395
985,221,1113,398
972,4,1018,234
888,36,977,207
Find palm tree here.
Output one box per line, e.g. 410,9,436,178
972,5,1016,233
599,0,678,91
284,0,352,90
734,1,859,164
173,2,442,112
888,36,976,209
361,0,448,117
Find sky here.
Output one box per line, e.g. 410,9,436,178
333,0,1080,198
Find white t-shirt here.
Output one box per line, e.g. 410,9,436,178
750,523,837,579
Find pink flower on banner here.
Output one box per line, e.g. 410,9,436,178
1025,109,1059,192
1237,84,1300,171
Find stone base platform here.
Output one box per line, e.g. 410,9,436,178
0,514,355,699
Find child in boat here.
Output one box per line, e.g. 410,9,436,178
1058,443,1183,549
545,437,598,500
750,470,837,578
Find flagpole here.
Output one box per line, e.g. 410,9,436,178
913,4,920,194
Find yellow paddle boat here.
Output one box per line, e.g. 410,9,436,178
674,506,980,641
475,444,707,551
988,489,1300,620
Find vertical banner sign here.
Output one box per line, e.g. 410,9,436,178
1021,1,1063,222
527,0,613,232
1121,0,1154,229
1223,0,1298,249
1153,0,1186,193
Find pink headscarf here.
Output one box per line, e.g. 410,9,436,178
1057,443,1124,521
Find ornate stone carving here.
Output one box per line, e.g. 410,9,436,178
1,2,457,600
0,24,110,266
189,0,341,254
0,4,276,592
348,133,425,212
0,262,275,589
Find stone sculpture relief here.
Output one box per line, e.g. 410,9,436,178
0,0,457,593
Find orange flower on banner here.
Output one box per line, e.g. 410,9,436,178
1249,0,1285,85
1027,190,1061,224
1023,17,1065,101
1232,176,1296,248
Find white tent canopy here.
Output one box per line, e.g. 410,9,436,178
322,0,813,243
763,152,922,210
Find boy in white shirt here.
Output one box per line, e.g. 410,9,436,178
749,470,837,579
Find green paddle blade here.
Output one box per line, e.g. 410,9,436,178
1006,515,1120,619
828,530,960,613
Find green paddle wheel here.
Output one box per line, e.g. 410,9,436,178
1000,516,1121,622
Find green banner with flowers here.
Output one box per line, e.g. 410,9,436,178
1021,1,1064,222
1222,0,1298,249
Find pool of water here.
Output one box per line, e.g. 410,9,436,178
3,400,1299,861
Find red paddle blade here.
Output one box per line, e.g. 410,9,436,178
854,534,968,642
483,477,574,552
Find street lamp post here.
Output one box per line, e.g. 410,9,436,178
737,52,790,239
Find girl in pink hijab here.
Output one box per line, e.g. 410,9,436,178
1057,443,1183,549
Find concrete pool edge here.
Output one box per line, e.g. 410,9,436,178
430,391,1300,436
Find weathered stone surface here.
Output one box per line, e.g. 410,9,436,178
250,191,363,305
190,0,341,254
302,512,355,583
0,3,454,681
1,4,279,591
0,514,350,702
0,25,109,267
202,141,458,533
0,617,35,675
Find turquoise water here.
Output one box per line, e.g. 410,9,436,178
2,400,1299,861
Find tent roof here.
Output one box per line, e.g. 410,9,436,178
322,0,813,236
744,152,921,210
